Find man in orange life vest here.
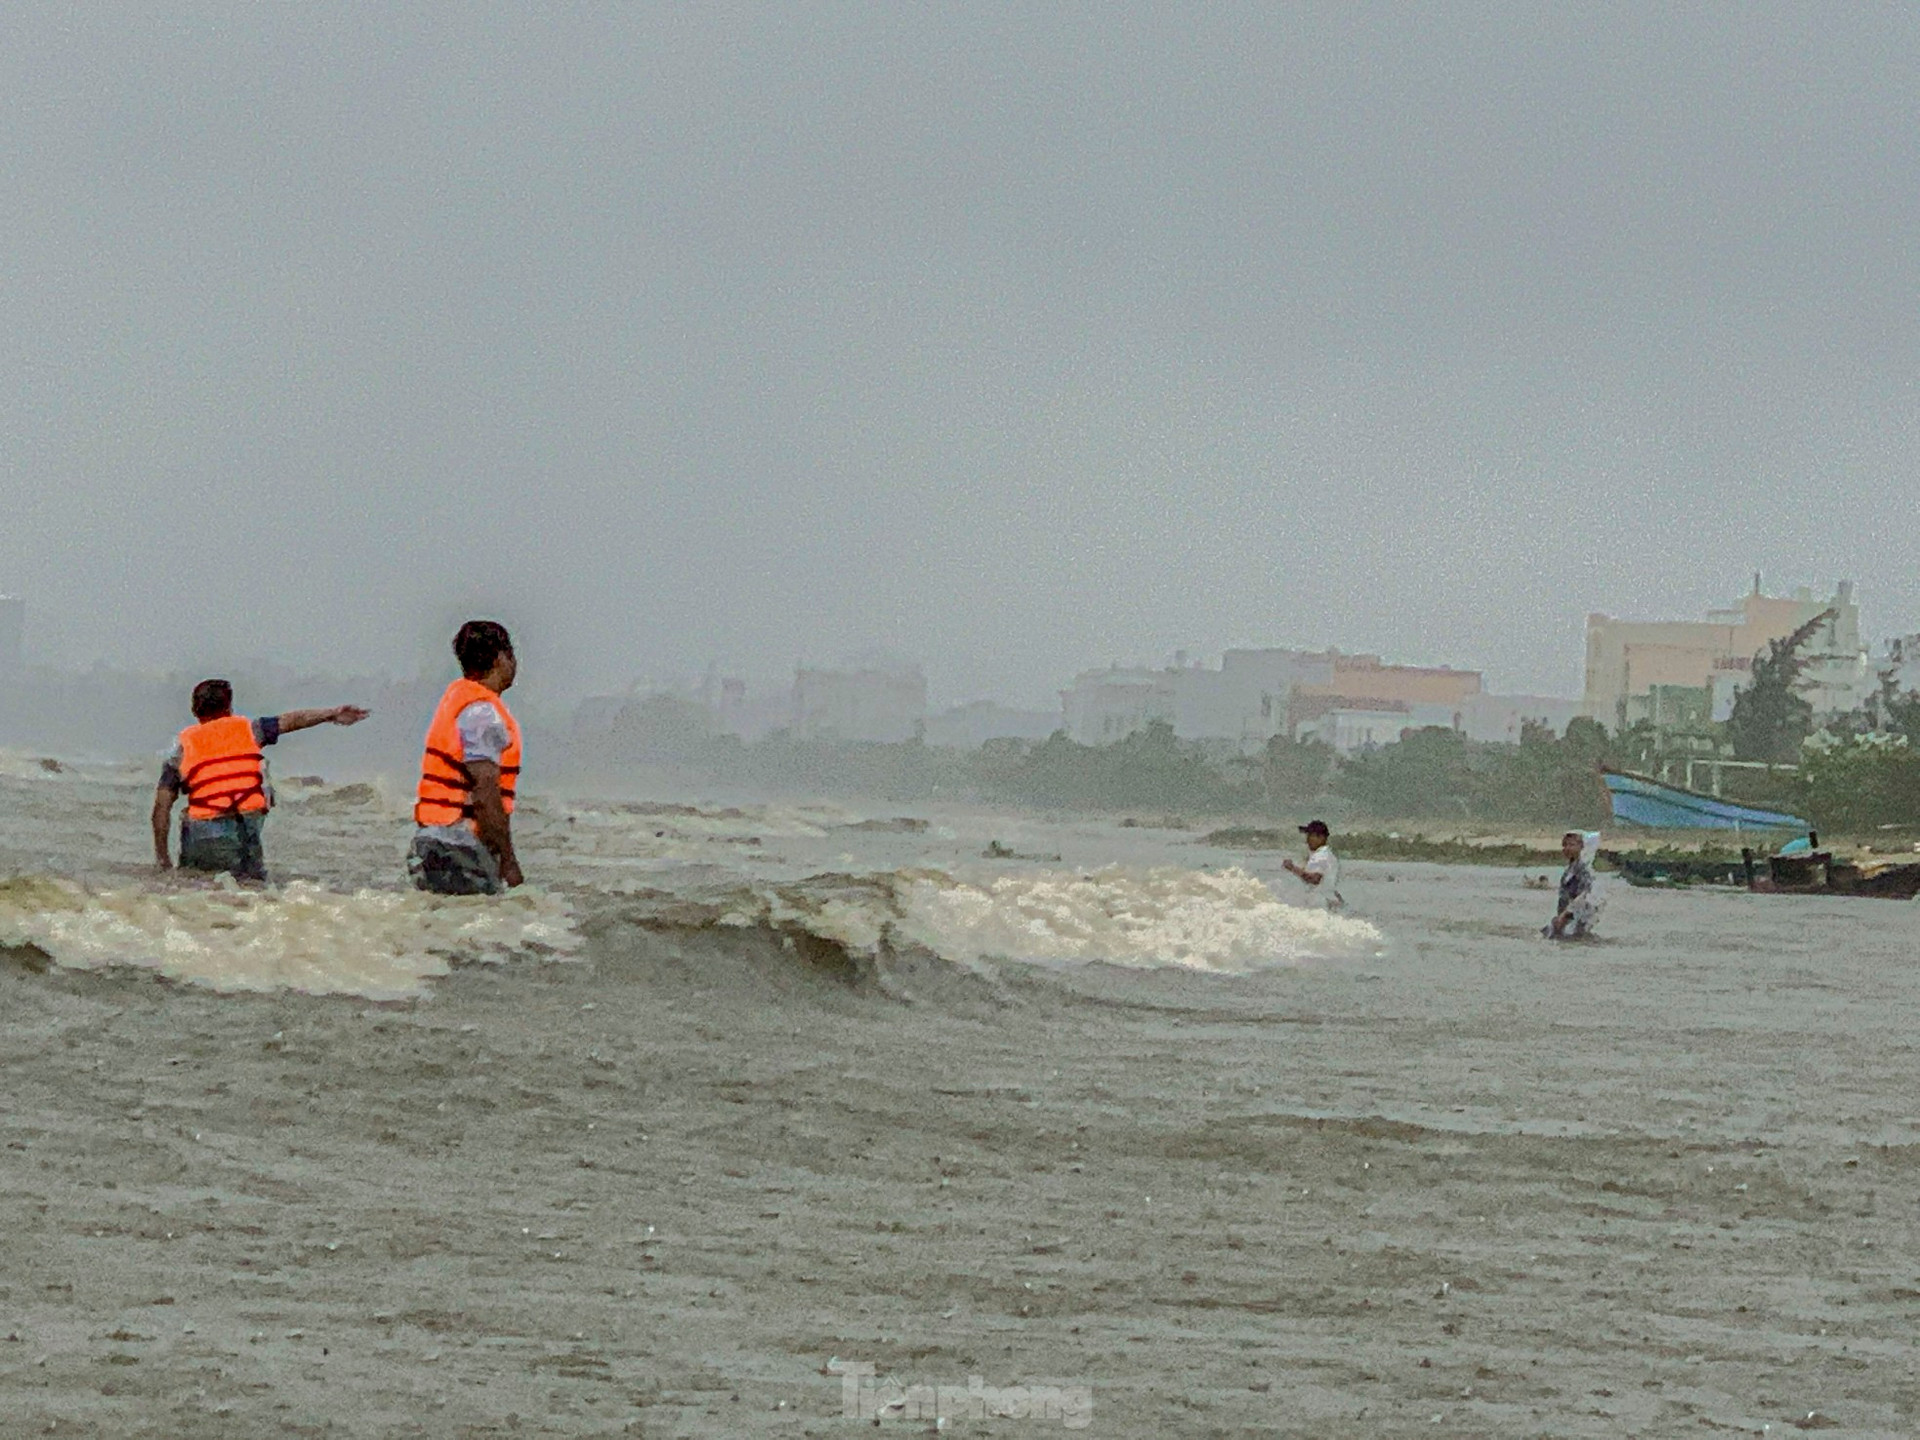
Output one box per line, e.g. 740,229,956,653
409,620,524,895
152,679,370,881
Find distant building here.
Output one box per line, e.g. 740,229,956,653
1189,648,1342,746
1633,684,1714,739
571,693,627,736
1286,656,1482,738
1322,653,1482,705
1707,659,1752,723
1059,666,1176,745
1585,579,1870,729
1457,692,1591,745
1219,647,1339,694
569,686,720,764
1305,707,1414,755
923,701,1059,749
1060,647,1360,749
1299,692,1588,753
793,660,927,743
1145,647,1352,748
0,595,20,672
711,677,790,741
610,691,718,757
1881,634,1920,699
1063,647,1496,751
702,673,776,739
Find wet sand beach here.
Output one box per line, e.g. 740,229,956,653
3,760,1918,1437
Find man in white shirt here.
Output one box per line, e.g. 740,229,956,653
1283,819,1344,913
409,620,524,895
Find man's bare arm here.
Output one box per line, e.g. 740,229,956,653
465,759,523,887
151,783,178,867
275,705,370,736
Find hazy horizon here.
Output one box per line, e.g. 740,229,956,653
7,5,1918,714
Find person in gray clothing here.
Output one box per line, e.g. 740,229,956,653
1546,831,1597,939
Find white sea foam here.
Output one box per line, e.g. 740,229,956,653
0,877,581,1001
735,865,1382,974
891,866,1383,971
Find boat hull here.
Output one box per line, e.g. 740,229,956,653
1602,853,1749,888
1603,846,1920,899
1758,853,1920,899
1600,768,1809,832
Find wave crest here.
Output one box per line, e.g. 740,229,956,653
893,865,1381,972
0,877,581,1001
621,865,1381,980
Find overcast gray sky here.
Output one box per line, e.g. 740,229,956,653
4,3,1917,709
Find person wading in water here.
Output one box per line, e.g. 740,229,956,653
152,679,368,882
409,620,524,895
1283,819,1345,913
1545,830,1598,939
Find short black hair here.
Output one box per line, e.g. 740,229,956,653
453,620,513,678
191,679,234,720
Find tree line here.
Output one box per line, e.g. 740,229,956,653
574,611,1920,833
576,690,1919,834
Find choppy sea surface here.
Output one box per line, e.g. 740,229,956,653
11,751,1920,1436
6,750,1919,1159
0,753,1384,1001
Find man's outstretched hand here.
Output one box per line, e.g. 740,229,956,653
331,706,370,726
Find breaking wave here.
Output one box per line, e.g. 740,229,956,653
626,865,1384,979
0,876,581,1001
0,805,1376,1002
894,865,1381,971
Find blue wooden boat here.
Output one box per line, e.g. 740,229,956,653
1599,768,1809,832
1600,772,1920,897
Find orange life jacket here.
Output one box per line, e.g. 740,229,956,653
415,678,522,829
178,715,270,820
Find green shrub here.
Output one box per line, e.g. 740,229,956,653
1797,732,1920,831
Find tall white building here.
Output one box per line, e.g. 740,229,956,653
1585,579,1871,727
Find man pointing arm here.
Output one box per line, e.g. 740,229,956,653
152,678,368,881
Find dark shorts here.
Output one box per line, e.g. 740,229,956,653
179,813,268,882
408,833,502,896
